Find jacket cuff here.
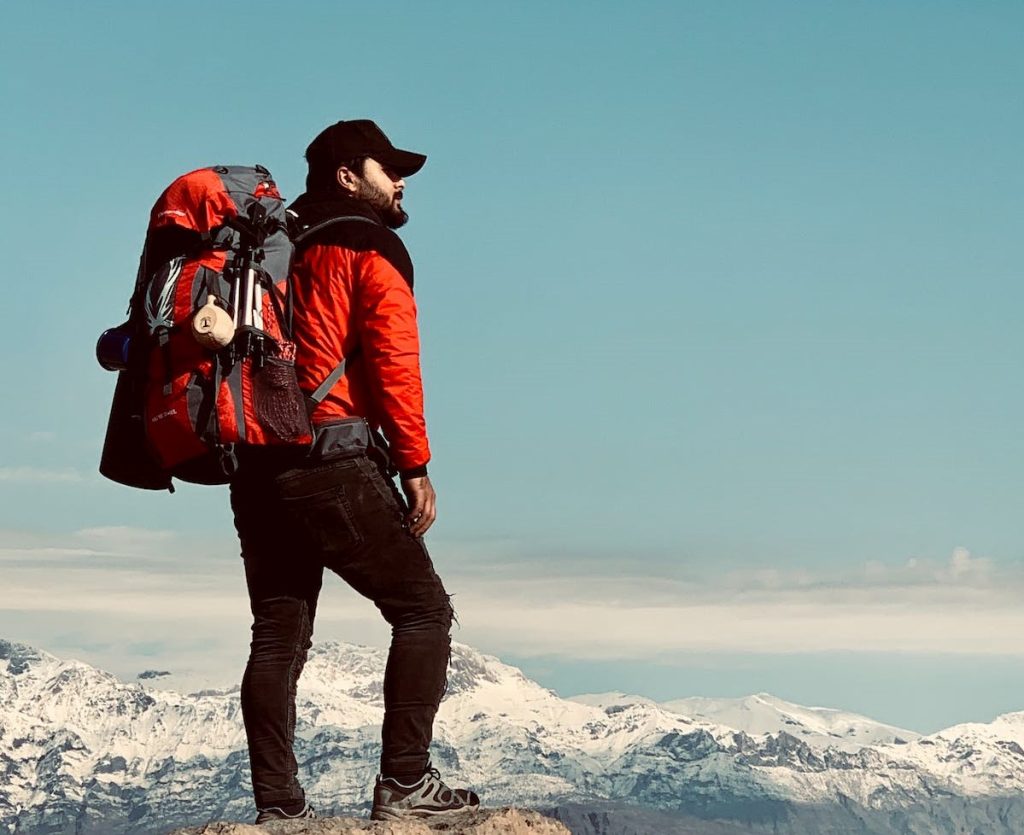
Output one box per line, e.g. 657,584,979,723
399,464,428,480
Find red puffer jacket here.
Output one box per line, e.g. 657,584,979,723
287,193,430,476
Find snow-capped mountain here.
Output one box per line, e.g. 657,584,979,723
3,638,1024,835
572,692,918,753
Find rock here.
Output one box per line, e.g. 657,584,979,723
168,807,570,835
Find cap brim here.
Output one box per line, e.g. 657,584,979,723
379,148,426,177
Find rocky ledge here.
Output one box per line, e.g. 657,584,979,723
168,808,570,835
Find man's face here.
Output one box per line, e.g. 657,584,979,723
352,158,408,229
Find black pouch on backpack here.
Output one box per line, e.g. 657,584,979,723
99,368,173,491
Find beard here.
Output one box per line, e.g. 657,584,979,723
356,179,409,229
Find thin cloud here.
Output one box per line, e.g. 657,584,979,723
0,547,99,560
451,547,1024,659
0,527,190,563
0,466,83,483
720,547,1000,592
456,590,1024,659
76,526,175,541
0,527,235,571
1,532,1020,665
75,526,177,555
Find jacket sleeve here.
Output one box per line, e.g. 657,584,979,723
356,250,431,473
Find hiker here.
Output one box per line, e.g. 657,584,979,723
228,120,479,823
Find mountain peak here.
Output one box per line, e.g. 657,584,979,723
446,643,508,694
0,639,54,676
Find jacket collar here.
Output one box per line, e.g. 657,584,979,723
287,190,384,232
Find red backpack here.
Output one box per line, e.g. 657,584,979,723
98,165,312,490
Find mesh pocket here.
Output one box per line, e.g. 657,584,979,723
250,355,311,442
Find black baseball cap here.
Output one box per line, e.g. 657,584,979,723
305,119,427,184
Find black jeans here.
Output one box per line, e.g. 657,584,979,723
230,452,453,808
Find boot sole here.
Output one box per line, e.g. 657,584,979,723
370,803,480,821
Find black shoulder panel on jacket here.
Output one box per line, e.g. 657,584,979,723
288,193,415,289
313,221,414,289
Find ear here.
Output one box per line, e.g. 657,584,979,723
335,165,359,194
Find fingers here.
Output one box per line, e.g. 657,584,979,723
403,476,437,537
406,490,426,534
408,489,435,537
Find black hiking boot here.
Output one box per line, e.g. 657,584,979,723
370,767,480,820
254,801,316,823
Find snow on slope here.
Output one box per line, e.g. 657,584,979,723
4,637,1024,835
663,693,919,752
572,691,918,752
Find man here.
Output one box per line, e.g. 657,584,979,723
229,119,479,823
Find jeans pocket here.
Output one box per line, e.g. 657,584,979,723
355,457,404,509
280,485,362,552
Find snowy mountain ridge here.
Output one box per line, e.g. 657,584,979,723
571,691,919,753
3,638,1024,835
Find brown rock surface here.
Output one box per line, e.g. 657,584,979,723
167,808,570,835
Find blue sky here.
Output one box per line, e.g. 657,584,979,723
1,1,1021,733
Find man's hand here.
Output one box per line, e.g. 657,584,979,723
401,475,436,537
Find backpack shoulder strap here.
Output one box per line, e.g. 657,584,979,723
290,213,380,248
289,213,378,411
307,347,361,411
